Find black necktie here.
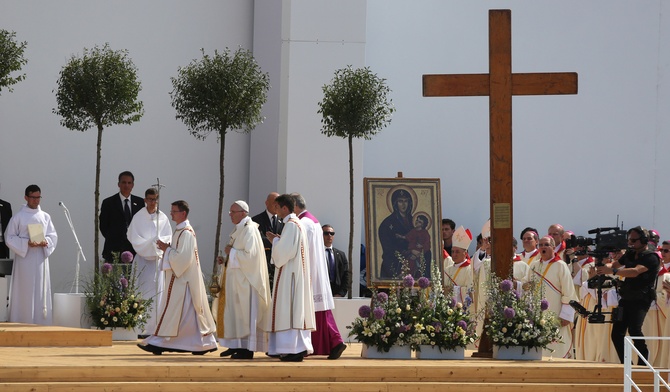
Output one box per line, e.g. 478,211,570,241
124,198,131,226
271,215,277,233
326,248,335,280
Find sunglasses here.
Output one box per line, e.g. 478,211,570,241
323,232,335,236
662,249,670,254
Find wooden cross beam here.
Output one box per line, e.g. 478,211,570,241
423,9,577,280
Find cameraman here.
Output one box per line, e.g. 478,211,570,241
595,226,660,365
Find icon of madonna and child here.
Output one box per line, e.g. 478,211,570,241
378,186,436,279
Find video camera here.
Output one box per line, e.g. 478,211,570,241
568,227,628,324
565,227,628,259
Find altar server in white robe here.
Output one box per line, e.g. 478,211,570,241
127,188,172,336
265,194,316,362
218,200,271,359
526,236,579,358
6,184,58,325
292,193,346,359
138,200,217,355
443,226,474,305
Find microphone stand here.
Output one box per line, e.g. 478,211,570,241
60,202,86,293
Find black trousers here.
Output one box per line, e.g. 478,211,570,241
611,298,652,365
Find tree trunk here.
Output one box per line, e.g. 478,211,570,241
213,131,226,277
94,124,103,274
347,134,354,299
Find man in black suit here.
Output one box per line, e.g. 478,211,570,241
251,192,282,291
0,196,11,259
100,171,145,262
322,224,349,297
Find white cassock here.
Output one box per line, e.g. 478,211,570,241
641,262,669,367
521,249,540,266
298,211,333,312
143,220,217,352
127,207,172,335
472,255,490,348
6,204,57,325
267,213,316,355
527,255,579,358
220,216,270,352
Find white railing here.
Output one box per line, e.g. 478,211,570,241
624,336,670,392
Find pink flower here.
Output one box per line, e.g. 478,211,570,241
120,251,134,264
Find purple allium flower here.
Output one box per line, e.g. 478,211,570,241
358,305,371,318
373,307,386,320
119,277,129,288
503,306,516,319
397,324,410,333
376,292,388,304
417,276,430,289
403,274,415,288
101,263,113,274
540,299,550,311
121,251,134,264
431,321,443,332
500,279,513,292
456,320,468,330
513,290,521,299
447,297,456,308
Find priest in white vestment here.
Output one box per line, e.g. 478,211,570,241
127,188,172,336
138,200,217,355
266,194,316,362
6,185,57,325
443,226,474,306
526,236,578,359
217,200,271,359
292,193,346,359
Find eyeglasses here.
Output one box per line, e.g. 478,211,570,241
229,210,244,215
323,232,335,236
539,243,553,247
661,249,670,254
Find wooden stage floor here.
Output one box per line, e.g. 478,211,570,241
0,322,656,392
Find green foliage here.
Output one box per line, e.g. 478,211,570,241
318,65,395,140
0,29,28,95
170,47,270,139
53,43,144,131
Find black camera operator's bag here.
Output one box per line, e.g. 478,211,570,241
618,284,656,302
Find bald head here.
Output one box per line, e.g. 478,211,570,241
265,192,279,214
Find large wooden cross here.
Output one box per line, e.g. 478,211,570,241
423,9,577,280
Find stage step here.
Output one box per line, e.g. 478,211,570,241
0,323,111,347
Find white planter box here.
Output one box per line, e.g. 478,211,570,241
493,345,542,360
92,327,138,341
361,344,412,359
415,345,464,360
333,297,371,341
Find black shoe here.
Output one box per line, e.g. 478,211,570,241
280,350,307,362
265,352,281,358
328,343,347,359
231,349,254,359
137,343,165,355
192,347,218,355
138,334,150,339
219,348,237,357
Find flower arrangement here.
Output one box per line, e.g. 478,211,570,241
409,264,478,352
84,251,152,330
484,275,561,351
348,260,477,353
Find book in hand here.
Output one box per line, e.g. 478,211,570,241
28,223,45,244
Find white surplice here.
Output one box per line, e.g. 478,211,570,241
6,204,57,325
127,207,172,334
297,211,334,312
143,220,217,352
267,213,315,355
